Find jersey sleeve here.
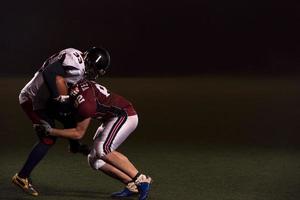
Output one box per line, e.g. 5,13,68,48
61,51,85,84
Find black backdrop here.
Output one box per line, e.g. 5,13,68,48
1,0,300,76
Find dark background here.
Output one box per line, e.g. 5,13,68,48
2,2,300,200
1,0,300,76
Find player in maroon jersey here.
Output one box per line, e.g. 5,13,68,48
35,79,152,200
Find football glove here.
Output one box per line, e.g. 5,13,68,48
33,120,52,139
69,140,91,156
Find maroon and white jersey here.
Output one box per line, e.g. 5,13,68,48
19,48,85,110
71,80,136,120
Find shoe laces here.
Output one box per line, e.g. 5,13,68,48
127,182,138,193
26,178,35,188
135,174,152,185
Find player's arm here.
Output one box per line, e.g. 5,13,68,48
43,58,74,119
56,75,68,95
42,58,68,100
50,117,91,140
48,89,96,139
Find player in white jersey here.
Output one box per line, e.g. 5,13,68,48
19,48,85,111
12,47,111,196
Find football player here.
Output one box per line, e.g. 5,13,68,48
12,47,110,196
35,79,152,200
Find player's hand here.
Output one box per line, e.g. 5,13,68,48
33,120,52,139
69,140,91,156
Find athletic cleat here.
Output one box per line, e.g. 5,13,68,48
111,182,139,198
12,173,39,196
111,188,138,198
135,174,152,200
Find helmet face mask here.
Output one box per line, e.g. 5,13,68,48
84,63,101,80
83,47,110,80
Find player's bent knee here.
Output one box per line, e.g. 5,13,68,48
88,149,106,170
87,154,106,170
94,141,118,160
98,151,107,159
93,159,106,170
96,146,109,159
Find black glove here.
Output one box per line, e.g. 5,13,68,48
69,140,91,156
77,144,91,156
33,120,52,140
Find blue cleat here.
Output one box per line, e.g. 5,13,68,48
135,175,152,200
111,187,138,198
137,182,151,200
111,182,139,198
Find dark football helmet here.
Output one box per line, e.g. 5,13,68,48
84,47,110,80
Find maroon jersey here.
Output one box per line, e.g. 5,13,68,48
70,80,136,120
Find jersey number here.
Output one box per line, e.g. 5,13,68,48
74,95,85,108
95,84,110,97
73,52,83,64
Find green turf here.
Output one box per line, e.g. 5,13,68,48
1,76,300,200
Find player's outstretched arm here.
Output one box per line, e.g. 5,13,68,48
50,118,91,140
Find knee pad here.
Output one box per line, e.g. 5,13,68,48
97,149,107,158
88,149,106,170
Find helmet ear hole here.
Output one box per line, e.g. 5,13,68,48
84,47,110,79
99,69,106,76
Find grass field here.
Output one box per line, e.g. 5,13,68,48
1,76,300,200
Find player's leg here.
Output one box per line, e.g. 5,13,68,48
103,151,138,178
12,100,56,196
99,163,140,197
103,151,152,200
13,138,56,196
88,149,132,183
103,151,143,198
88,149,139,197
17,136,57,179
95,115,152,200
94,115,139,177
